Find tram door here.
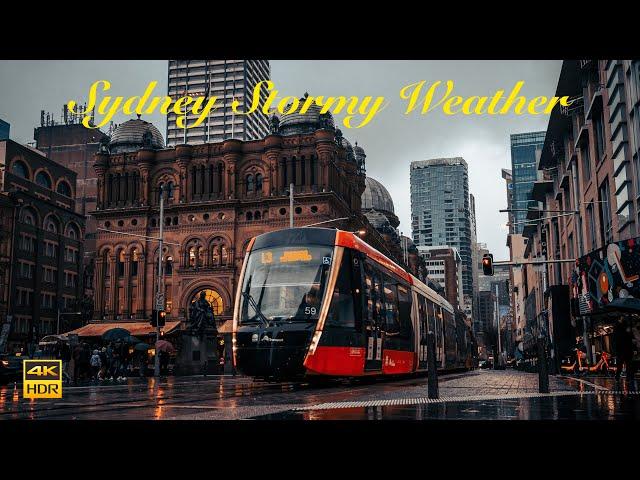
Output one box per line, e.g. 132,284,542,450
363,261,383,371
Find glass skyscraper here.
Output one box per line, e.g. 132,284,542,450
0,119,9,141
410,157,473,302
510,132,546,234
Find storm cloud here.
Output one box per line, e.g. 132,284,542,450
0,60,561,258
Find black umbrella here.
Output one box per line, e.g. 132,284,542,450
102,328,131,342
604,297,640,314
134,342,151,352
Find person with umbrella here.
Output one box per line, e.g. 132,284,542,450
134,342,150,377
156,340,175,376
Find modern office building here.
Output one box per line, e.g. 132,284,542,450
411,157,473,309
417,245,464,311
510,132,545,234
0,119,9,141
166,60,271,145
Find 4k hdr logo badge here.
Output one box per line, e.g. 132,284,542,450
23,360,62,399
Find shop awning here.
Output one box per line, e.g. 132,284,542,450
67,321,181,337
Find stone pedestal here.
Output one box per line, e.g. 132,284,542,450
177,331,219,375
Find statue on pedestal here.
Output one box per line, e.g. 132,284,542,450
188,291,217,336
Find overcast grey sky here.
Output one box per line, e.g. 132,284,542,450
0,60,561,258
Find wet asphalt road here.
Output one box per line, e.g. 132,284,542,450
1,370,639,420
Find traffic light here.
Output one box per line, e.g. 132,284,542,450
482,254,494,276
150,310,166,327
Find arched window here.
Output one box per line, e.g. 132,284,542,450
186,241,204,269
217,163,224,194
167,181,175,200
188,246,197,268
246,211,253,221
246,174,254,192
45,216,60,233
131,248,139,276
65,223,80,239
263,210,268,219
56,180,72,197
255,173,263,191
21,207,37,225
12,160,29,179
254,210,261,220
158,182,164,204
36,171,53,189
210,237,228,266
191,289,224,316
165,256,173,275
118,250,126,277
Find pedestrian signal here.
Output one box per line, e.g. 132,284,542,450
482,254,494,276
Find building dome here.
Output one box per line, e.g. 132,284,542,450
362,177,395,214
109,118,164,153
365,210,397,238
278,95,335,136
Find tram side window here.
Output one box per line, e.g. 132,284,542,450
397,283,412,339
326,251,356,328
364,263,375,325
382,276,400,334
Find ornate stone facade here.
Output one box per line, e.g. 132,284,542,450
92,110,368,326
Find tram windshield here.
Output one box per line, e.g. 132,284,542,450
238,245,334,324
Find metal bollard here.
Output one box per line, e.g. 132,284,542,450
427,331,439,399
537,336,549,394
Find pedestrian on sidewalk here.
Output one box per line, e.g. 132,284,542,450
614,316,636,386
90,349,102,380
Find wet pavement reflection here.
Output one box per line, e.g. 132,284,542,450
1,370,638,420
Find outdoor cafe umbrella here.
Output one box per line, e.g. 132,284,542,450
102,328,131,342
134,342,151,352
155,340,176,354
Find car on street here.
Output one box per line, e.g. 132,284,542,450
0,354,21,384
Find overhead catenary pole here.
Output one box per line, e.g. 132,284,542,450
154,185,165,378
290,183,294,228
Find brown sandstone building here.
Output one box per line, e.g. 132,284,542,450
90,107,381,327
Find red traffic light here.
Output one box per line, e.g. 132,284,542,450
482,254,494,276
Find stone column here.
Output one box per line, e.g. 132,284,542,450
136,254,146,317
123,253,131,317
95,257,105,319
108,255,117,319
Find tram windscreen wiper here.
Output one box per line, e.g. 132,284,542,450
241,291,269,327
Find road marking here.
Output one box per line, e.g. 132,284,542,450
558,375,610,391
294,391,596,411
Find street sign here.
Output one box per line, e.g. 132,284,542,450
155,293,165,311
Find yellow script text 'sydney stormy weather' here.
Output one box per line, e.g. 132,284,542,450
67,80,572,131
